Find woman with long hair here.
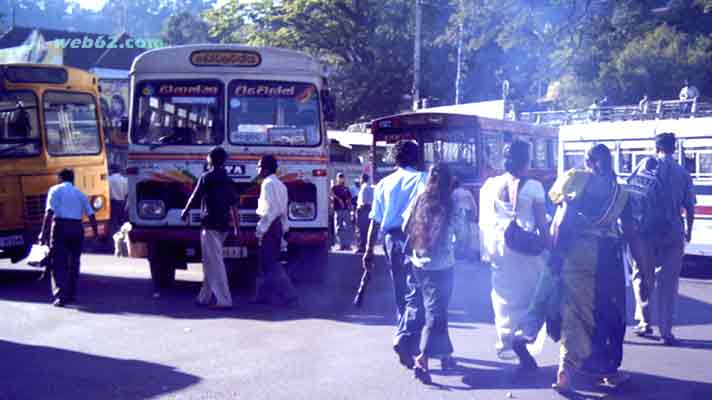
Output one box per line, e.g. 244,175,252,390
548,144,631,391
479,139,550,373
403,162,458,384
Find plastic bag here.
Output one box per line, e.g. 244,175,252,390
25,244,50,267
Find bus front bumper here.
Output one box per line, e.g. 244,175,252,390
128,226,328,247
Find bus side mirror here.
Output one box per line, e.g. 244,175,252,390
322,90,336,123
120,117,129,134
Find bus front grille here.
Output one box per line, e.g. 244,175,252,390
24,194,47,223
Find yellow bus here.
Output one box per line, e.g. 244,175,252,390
0,64,110,263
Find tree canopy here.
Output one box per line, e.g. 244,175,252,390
4,0,712,125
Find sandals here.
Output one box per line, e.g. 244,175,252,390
551,368,574,393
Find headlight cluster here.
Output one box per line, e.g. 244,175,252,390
139,199,166,219
288,202,316,220
91,195,105,211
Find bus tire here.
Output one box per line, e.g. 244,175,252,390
148,242,177,288
287,243,329,283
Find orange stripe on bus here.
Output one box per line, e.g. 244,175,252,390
695,205,712,215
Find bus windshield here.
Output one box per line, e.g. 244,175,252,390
0,91,40,157
44,91,101,156
131,80,223,147
228,80,320,146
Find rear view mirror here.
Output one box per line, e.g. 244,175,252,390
321,90,336,123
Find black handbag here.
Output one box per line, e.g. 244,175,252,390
503,178,546,256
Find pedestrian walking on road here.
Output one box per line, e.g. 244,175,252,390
362,140,427,369
403,163,458,384
252,155,299,307
38,169,100,307
629,133,696,346
548,144,632,391
181,146,239,309
332,172,353,250
108,164,128,235
478,140,549,373
355,174,373,253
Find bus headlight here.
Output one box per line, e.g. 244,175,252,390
91,195,105,211
289,202,316,220
138,200,166,219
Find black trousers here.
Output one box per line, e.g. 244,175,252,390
256,219,298,303
50,219,84,301
110,199,126,234
356,205,371,250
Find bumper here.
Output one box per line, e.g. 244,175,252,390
129,226,328,247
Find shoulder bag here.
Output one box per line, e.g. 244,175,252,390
503,177,546,256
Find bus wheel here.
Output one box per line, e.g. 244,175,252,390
287,243,329,284
148,242,177,288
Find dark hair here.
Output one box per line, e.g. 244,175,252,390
504,139,530,177
109,164,120,174
452,176,460,189
58,168,74,183
407,163,453,254
393,140,418,168
361,173,369,183
655,132,676,154
586,144,614,176
208,146,228,168
260,154,278,174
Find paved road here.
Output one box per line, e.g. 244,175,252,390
1,251,712,400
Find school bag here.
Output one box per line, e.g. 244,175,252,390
625,156,676,240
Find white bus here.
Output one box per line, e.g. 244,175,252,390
554,114,712,258
126,45,335,286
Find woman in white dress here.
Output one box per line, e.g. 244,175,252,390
479,140,550,372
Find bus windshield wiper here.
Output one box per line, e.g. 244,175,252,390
149,128,191,150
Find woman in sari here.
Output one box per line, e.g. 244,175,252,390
549,144,631,391
479,140,550,372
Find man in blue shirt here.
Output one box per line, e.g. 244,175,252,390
362,140,426,369
38,169,99,307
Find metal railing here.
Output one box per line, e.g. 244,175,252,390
519,98,712,127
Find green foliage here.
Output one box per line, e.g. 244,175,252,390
162,12,212,45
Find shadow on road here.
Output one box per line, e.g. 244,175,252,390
0,339,200,399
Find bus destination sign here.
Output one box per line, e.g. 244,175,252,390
190,50,262,67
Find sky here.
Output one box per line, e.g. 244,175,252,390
75,0,107,12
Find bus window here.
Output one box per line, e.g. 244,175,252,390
619,152,633,174
699,152,712,175
132,80,223,146
424,137,477,180
483,133,503,170
0,91,40,157
533,138,548,169
228,80,320,146
44,91,101,156
564,151,585,170
683,152,696,174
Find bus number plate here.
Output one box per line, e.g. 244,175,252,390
223,246,247,259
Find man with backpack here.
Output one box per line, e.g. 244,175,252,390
627,133,696,346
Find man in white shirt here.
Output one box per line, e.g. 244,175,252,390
451,177,477,259
38,169,99,307
252,155,298,306
679,79,700,114
355,174,373,253
108,164,128,234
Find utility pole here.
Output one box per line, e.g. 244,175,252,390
412,0,422,111
454,0,464,105
11,0,16,28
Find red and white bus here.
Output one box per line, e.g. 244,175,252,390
369,111,558,230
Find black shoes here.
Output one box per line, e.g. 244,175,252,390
662,335,680,346
52,298,66,307
633,325,653,338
